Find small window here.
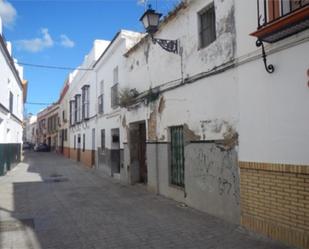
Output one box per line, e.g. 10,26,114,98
83,134,85,152
9,92,13,113
199,3,216,49
113,66,119,84
74,135,76,150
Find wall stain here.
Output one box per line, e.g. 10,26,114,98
184,123,200,142
189,144,240,205
158,96,166,115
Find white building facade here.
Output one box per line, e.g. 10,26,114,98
94,30,143,177
48,1,309,247
0,17,26,175
67,40,110,167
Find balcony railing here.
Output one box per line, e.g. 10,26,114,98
251,0,309,42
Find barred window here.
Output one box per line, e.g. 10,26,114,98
199,3,216,49
82,85,90,120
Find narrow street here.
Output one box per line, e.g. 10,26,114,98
0,152,292,249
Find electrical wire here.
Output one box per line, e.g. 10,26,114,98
18,62,93,71
26,102,53,105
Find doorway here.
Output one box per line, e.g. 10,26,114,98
91,128,95,166
111,128,120,175
129,122,147,184
77,134,81,162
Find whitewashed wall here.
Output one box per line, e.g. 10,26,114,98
0,20,24,144
124,0,238,141
67,40,110,150
234,0,309,165
95,31,143,150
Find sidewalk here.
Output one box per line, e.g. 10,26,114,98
0,151,294,249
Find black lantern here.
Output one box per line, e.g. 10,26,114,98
139,6,179,54
139,8,162,35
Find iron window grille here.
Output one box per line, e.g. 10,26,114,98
199,3,216,49
170,126,185,187
69,100,75,126
111,83,119,109
75,94,81,123
98,94,104,114
82,85,90,120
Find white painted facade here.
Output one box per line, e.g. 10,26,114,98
0,17,24,144
234,0,309,166
94,30,143,175
67,40,110,160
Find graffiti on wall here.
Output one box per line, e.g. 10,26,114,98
189,144,240,205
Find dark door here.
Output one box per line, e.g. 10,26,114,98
61,130,64,154
77,134,81,162
138,123,147,183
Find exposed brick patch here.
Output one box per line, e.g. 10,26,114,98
239,161,309,249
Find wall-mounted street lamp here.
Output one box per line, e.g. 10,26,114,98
140,6,179,54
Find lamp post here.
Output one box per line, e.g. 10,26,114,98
140,6,179,54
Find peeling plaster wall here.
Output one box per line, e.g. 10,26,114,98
121,0,240,222
185,143,240,223
124,0,236,92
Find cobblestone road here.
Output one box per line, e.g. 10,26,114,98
0,152,293,249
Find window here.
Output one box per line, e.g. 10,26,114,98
111,67,119,108
69,100,75,126
83,134,85,152
98,80,104,114
113,66,119,85
111,83,119,108
74,135,76,150
170,126,185,187
101,129,105,151
75,94,81,123
64,129,67,141
82,85,90,120
199,3,216,49
9,92,13,113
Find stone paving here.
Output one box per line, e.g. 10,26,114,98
0,151,294,249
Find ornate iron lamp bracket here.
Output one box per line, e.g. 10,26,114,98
256,39,274,74
152,37,178,54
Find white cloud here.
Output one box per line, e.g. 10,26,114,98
60,34,75,48
137,0,146,5
16,28,54,53
0,0,17,28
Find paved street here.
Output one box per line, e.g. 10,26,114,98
0,152,293,249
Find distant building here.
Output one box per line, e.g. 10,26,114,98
23,114,37,144
37,104,59,151
58,75,72,157
0,16,27,175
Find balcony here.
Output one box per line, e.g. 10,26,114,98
251,0,309,43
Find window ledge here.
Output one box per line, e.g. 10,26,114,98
250,5,309,43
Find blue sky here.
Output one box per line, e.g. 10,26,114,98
0,0,180,115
